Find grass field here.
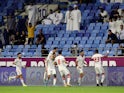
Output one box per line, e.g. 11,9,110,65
0,86,124,93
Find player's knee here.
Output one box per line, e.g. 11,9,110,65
67,74,70,78
80,73,83,77
96,74,100,77
48,75,50,79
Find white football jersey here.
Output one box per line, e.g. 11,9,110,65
92,54,103,67
55,55,66,69
46,58,55,69
76,55,85,68
14,58,22,69
47,50,57,59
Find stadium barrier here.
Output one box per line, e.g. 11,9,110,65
0,57,124,86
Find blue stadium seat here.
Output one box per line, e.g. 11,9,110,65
94,40,101,44
84,44,91,48
6,45,12,49
53,41,59,45
75,37,82,41
87,40,93,44
60,41,66,46
55,37,61,41
66,40,73,45
30,45,37,49
46,41,53,45
113,44,119,48
48,37,54,41
18,45,24,49
25,45,30,49
80,40,87,44
68,37,75,41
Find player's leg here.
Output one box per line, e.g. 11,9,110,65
77,68,84,85
60,70,67,86
19,75,27,86
52,69,57,86
100,67,105,86
9,69,22,80
64,68,71,86
95,67,100,86
45,69,51,85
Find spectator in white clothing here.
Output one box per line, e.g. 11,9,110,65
119,25,124,43
54,10,63,25
65,6,73,31
71,5,81,31
99,8,109,22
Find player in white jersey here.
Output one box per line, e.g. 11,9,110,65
44,47,58,85
55,51,71,87
76,50,87,85
91,49,109,86
47,47,58,59
44,52,57,86
9,53,27,87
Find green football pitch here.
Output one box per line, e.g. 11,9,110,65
0,86,124,93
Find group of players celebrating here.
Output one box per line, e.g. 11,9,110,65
9,47,109,87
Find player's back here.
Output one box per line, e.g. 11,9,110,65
55,55,66,69
92,53,103,67
76,55,85,67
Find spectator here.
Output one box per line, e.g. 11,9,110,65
3,29,9,45
42,18,52,25
110,9,119,19
120,9,124,21
119,25,124,43
27,2,38,26
14,31,21,45
71,43,79,56
99,7,109,22
65,6,73,31
71,5,81,31
20,31,26,45
54,10,63,25
47,9,56,24
35,29,46,45
26,23,35,45
10,35,15,45
7,16,16,35
106,30,119,44
115,16,123,34
41,45,49,57
109,18,116,34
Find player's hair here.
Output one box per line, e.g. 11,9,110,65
95,49,98,53
58,50,62,54
17,52,21,55
53,47,58,50
80,50,84,53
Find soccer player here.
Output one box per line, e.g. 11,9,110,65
76,50,87,86
44,53,57,86
47,47,58,59
91,49,109,86
9,53,27,87
55,51,71,87
43,47,58,85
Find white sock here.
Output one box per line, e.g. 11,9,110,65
78,77,82,85
96,76,99,84
20,78,25,85
10,76,16,79
67,77,70,85
101,74,105,83
53,78,56,86
44,71,47,80
63,79,66,85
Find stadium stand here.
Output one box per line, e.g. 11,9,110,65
0,0,124,57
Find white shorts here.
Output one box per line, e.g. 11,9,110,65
16,68,22,75
47,68,56,75
77,67,83,74
59,67,70,76
95,66,104,74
